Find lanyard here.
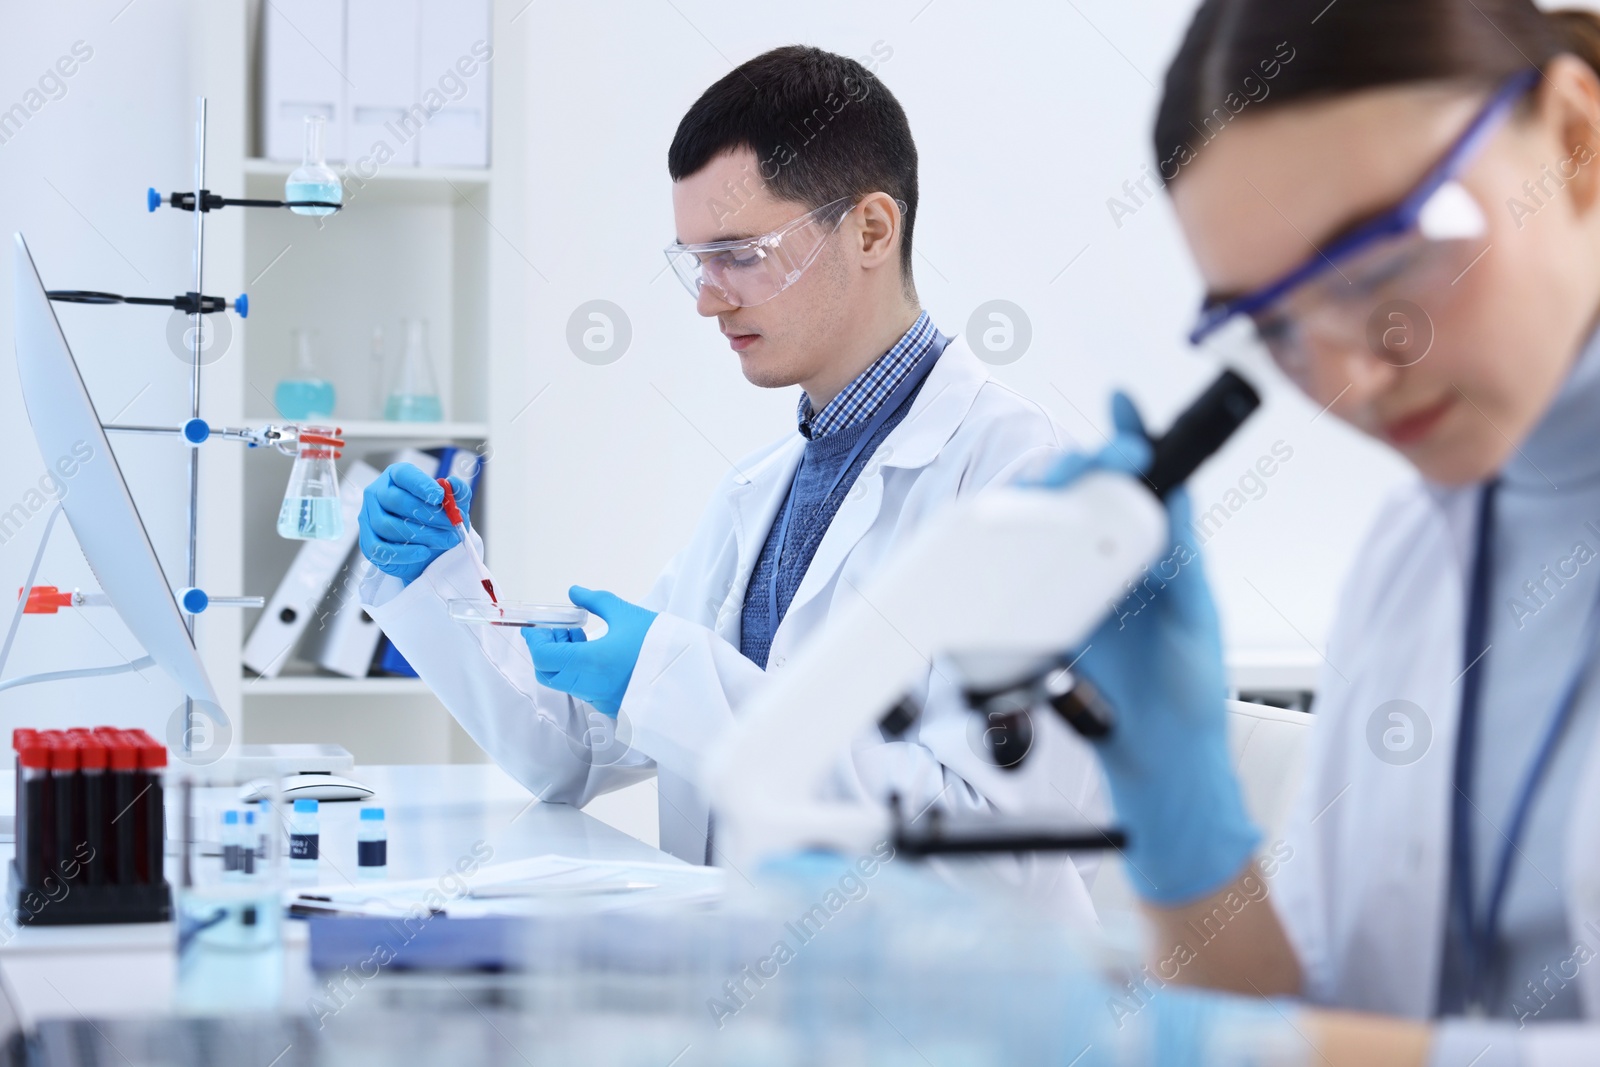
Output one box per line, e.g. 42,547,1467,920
764,333,949,633
1449,479,1600,1011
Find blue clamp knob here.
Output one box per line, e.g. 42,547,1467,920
179,587,209,614
147,187,161,213
234,293,248,319
182,418,210,445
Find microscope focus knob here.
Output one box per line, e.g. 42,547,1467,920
981,709,1034,770
1044,668,1115,739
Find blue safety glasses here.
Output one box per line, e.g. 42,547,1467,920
1188,67,1541,385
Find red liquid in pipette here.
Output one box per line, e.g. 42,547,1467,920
438,478,497,604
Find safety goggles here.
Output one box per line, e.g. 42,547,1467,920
1189,68,1540,393
663,196,863,307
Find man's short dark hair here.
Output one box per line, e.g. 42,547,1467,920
668,45,918,287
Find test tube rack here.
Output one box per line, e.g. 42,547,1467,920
10,729,169,925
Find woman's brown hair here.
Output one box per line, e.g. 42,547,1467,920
1154,0,1600,183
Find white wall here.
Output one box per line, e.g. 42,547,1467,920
0,0,243,738
16,0,1562,767
497,0,1412,682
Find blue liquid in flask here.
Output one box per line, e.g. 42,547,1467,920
384,394,444,422
274,378,336,420
277,496,344,540
285,180,342,217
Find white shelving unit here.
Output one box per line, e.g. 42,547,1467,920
242,157,492,204
272,420,492,441
242,673,435,697
189,1,528,764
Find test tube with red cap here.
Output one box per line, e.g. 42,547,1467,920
15,732,48,890
438,477,496,603
96,727,139,885
70,730,107,884
49,734,78,887
12,729,30,814
133,731,165,885
13,730,34,883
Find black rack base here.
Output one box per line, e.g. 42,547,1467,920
8,860,171,926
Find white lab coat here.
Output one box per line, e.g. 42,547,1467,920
1275,478,1600,1064
360,335,1106,925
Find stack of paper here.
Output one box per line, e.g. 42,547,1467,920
288,855,726,918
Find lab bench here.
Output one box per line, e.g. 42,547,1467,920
0,764,675,1036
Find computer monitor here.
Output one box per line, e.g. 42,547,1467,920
11,232,220,708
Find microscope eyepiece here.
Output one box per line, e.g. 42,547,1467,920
1143,369,1261,499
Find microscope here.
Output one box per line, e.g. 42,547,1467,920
705,370,1261,869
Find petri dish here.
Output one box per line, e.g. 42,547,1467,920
447,599,590,629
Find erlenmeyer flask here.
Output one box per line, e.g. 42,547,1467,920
384,318,444,421
273,329,336,420
276,428,344,540
285,115,342,218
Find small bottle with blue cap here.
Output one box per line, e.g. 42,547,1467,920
240,808,257,877
221,809,242,880
358,807,387,878
256,798,271,865
289,798,319,873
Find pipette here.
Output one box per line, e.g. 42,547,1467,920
437,478,496,604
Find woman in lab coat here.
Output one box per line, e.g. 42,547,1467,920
1060,0,1600,1062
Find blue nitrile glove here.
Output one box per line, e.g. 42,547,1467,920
358,462,474,585
1110,985,1304,1067
522,585,657,717
1040,392,1261,906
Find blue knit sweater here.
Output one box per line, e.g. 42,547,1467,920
739,332,949,669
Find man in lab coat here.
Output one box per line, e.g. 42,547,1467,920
357,45,1101,922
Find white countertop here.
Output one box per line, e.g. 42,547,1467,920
0,764,672,1031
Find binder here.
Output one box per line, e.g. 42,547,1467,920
346,0,421,169
242,460,381,678
293,448,429,678
435,445,486,501
298,545,384,678
262,0,348,163
416,0,492,168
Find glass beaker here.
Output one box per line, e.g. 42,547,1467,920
174,780,286,1016
273,329,336,420
277,428,344,540
285,115,342,218
384,318,444,421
